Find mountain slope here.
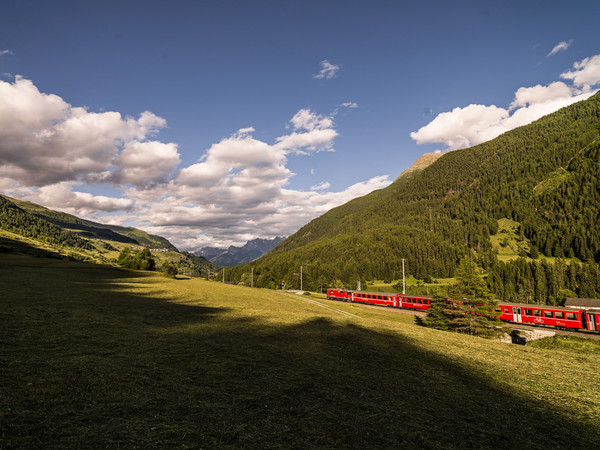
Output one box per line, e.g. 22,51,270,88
8,198,177,250
0,196,93,251
0,195,216,274
197,237,285,267
229,92,600,290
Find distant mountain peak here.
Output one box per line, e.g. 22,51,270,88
197,236,285,267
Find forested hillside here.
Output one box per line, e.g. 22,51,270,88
9,198,177,250
0,195,216,274
0,196,93,250
229,92,600,300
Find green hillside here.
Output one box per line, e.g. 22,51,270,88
0,196,93,252
0,195,216,274
229,92,600,300
8,196,176,250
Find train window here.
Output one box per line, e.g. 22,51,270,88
544,311,553,318
534,310,542,317
383,296,387,301
417,299,423,304
524,309,533,316
377,295,382,300
566,313,577,320
555,312,564,319
495,306,501,312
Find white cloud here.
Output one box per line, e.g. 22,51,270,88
0,76,389,250
313,60,339,80
108,140,180,187
411,55,600,150
20,182,133,217
117,112,386,250
510,81,573,109
166,174,391,249
289,108,333,131
561,54,600,89
0,50,13,56
275,108,337,154
410,104,508,150
547,40,572,57
340,102,358,108
0,76,178,187
311,181,330,191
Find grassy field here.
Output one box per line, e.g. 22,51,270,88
2,244,600,448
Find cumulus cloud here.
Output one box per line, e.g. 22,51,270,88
107,141,180,187
411,104,508,150
547,40,573,57
313,60,339,80
139,174,391,249
510,81,573,109
19,182,133,217
275,108,337,154
0,77,178,190
560,54,600,90
411,54,600,150
118,111,386,250
0,76,389,250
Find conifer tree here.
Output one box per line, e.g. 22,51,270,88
422,257,503,338
446,257,503,338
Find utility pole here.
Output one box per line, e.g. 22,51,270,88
222,268,225,283
300,265,303,291
251,267,254,288
402,258,406,295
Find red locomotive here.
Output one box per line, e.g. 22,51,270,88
326,288,600,333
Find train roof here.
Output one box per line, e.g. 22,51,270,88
352,290,432,299
564,298,600,308
353,290,397,296
498,301,582,312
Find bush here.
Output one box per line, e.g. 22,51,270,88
162,262,178,278
117,247,156,271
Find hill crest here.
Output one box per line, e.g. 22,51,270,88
395,152,444,180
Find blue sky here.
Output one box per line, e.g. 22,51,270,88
1,0,600,250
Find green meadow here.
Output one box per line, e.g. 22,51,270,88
2,247,600,448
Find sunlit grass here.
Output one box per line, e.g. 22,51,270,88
2,252,600,448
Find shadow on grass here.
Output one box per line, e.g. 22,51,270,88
2,248,600,448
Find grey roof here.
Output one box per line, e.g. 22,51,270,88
564,298,600,308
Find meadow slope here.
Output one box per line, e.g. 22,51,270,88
1,245,600,448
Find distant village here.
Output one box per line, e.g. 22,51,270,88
130,246,170,253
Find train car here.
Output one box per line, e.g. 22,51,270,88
584,309,600,332
351,290,397,307
327,287,600,334
497,302,585,330
400,295,433,311
326,288,353,301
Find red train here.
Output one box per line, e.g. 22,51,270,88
326,288,600,333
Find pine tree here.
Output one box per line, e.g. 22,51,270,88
422,257,503,338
